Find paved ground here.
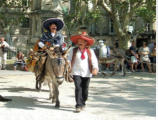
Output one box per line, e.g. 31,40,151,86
0,70,156,120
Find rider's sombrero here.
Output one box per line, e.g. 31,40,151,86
43,18,64,31
70,32,95,46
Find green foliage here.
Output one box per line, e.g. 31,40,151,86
85,8,102,23
0,0,22,7
136,0,156,23
0,0,25,33
62,0,102,35
94,0,156,49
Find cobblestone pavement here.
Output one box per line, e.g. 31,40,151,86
0,70,156,120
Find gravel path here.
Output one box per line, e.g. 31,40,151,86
0,70,156,120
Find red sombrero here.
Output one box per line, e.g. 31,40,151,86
70,32,95,46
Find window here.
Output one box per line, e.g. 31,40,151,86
22,0,29,7
146,23,151,32
20,17,30,28
109,19,114,34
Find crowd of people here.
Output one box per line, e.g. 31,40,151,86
94,38,156,73
128,40,156,73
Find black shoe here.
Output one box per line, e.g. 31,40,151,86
75,107,81,113
81,105,86,110
0,95,12,102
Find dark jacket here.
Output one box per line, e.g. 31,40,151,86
40,31,64,46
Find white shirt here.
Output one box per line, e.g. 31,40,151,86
51,32,55,37
139,46,150,61
0,41,10,54
0,41,9,48
67,47,99,77
99,45,107,58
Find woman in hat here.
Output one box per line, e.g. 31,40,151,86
68,32,99,113
38,18,65,49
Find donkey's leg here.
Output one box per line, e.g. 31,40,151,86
48,74,57,104
48,81,53,100
53,84,60,108
111,61,117,76
35,78,41,90
122,59,126,76
35,79,39,90
36,76,44,90
51,83,56,103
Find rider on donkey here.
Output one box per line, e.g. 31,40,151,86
32,18,65,88
38,18,65,50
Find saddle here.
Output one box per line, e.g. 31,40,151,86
26,52,39,72
26,39,50,72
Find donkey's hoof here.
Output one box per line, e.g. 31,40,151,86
52,99,55,103
35,84,41,90
55,104,60,108
35,88,41,91
48,97,52,100
55,102,60,108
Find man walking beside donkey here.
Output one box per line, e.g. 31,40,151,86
68,32,99,113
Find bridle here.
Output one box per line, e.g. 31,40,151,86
50,54,66,80
46,45,71,81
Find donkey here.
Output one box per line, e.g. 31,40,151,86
35,46,71,108
98,47,127,76
99,56,126,76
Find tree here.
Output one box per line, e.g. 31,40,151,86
0,0,28,40
92,0,156,49
0,0,30,58
136,0,156,27
60,0,101,38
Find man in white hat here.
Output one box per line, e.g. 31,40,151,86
98,40,108,58
0,37,10,70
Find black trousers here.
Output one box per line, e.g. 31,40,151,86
73,75,90,108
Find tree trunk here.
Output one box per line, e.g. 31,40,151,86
118,35,129,50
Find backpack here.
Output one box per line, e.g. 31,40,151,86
2,46,8,53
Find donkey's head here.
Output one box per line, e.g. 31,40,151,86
47,46,71,84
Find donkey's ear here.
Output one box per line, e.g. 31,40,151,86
62,45,72,57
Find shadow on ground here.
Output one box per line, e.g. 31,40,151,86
0,87,49,93
89,72,156,117
2,96,74,112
